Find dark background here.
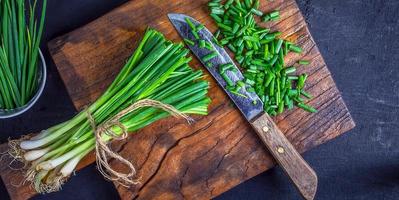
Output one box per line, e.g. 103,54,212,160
1,0,398,199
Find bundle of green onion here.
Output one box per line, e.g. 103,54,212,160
0,0,47,109
10,28,210,193
208,0,317,115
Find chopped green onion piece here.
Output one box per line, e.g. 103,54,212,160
185,17,196,31
217,23,233,31
272,31,282,37
288,89,298,96
245,78,255,86
208,2,220,7
191,30,200,40
225,0,234,7
287,99,294,109
211,8,225,15
301,90,313,99
270,55,278,66
289,45,303,53
275,39,284,53
243,35,259,42
278,101,284,114
232,23,240,33
262,10,280,22
237,80,245,88
184,39,195,46
202,52,218,62
294,96,305,103
197,24,205,31
205,42,214,50
297,103,317,113
297,74,307,89
210,14,223,23
228,44,237,52
298,60,310,65
247,87,255,93
199,40,206,48
269,10,280,18
264,73,274,87
214,30,221,38
251,8,263,16
220,63,234,73
284,66,296,74
261,15,271,22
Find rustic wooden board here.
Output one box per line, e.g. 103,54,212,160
0,0,355,199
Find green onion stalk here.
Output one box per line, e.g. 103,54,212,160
0,0,47,109
9,28,211,193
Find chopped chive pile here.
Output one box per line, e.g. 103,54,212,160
207,0,316,115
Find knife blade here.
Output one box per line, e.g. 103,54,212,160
168,13,263,121
168,13,318,200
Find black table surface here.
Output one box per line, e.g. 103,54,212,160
1,0,398,199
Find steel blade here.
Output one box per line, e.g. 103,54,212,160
168,13,263,121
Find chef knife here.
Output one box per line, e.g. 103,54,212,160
168,13,318,200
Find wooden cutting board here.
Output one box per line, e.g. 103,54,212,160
0,0,355,199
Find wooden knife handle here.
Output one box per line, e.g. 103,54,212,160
250,113,318,200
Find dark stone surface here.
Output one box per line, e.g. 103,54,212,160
1,0,398,199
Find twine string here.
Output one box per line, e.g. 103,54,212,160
86,99,193,186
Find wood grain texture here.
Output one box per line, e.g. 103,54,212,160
250,113,317,200
0,0,355,199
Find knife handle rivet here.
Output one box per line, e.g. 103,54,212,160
262,126,269,132
277,147,285,154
